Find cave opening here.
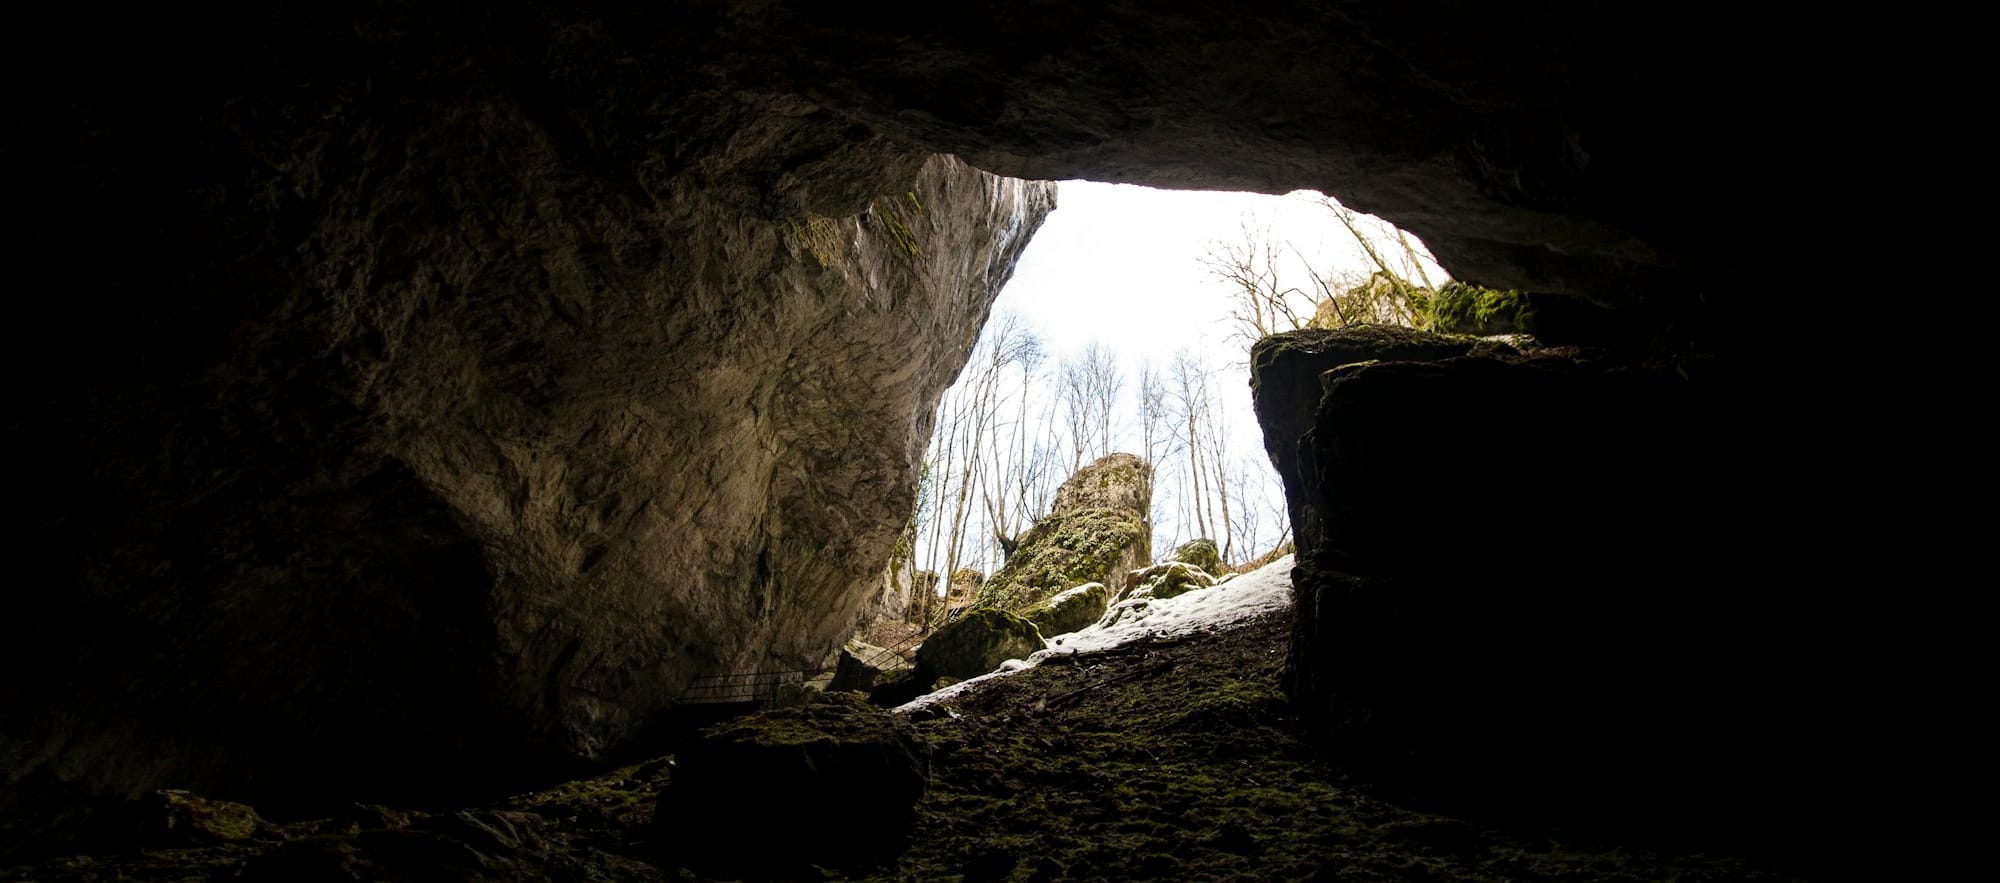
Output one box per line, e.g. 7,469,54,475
3,1,1858,876
887,180,1461,622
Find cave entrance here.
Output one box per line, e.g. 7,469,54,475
864,180,1454,647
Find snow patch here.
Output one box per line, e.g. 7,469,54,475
893,555,1294,714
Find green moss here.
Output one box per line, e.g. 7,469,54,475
1424,282,1534,335
1122,561,1215,602
1171,538,1223,574
914,607,1045,680
977,508,1147,611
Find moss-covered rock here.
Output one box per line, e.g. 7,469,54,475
1120,561,1217,603
913,608,1047,682
1171,538,1224,574
1023,582,1112,639
977,454,1153,612
1424,282,1535,336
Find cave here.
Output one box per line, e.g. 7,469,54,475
4,0,1859,875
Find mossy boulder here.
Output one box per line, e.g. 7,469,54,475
977,454,1153,612
1119,562,1217,603
656,692,928,874
1023,583,1112,639
1171,538,1223,575
913,608,1047,682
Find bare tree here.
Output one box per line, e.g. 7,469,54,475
1057,341,1123,472
1136,359,1173,471
1199,219,1318,345
980,326,1050,562
1166,348,1216,547
917,312,1045,628
1316,196,1445,328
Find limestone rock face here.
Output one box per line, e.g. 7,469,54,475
3,5,1053,833
976,454,1153,612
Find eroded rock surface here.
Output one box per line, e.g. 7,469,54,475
4,6,1052,842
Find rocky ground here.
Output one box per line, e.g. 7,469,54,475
3,605,1822,883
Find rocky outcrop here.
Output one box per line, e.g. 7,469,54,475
1252,332,1839,855
976,454,1153,612
1250,326,1508,558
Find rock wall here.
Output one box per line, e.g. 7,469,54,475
2,3,1052,838
1250,328,1841,858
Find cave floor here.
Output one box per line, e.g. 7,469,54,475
6,611,1818,883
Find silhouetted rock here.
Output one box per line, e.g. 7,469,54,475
656,694,928,875
1254,340,1839,861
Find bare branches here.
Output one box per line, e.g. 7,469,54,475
1057,342,1123,472
1199,219,1319,346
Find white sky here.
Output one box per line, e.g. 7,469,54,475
995,178,1448,404
1002,182,1357,359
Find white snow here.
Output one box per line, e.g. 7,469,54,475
892,555,1294,714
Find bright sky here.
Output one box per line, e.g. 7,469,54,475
996,178,1448,394
1001,182,1360,359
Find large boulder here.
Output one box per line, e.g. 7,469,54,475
655,694,928,875
1022,582,1112,639
911,608,1046,683
976,454,1153,612
1170,538,1224,575
1249,326,1503,558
